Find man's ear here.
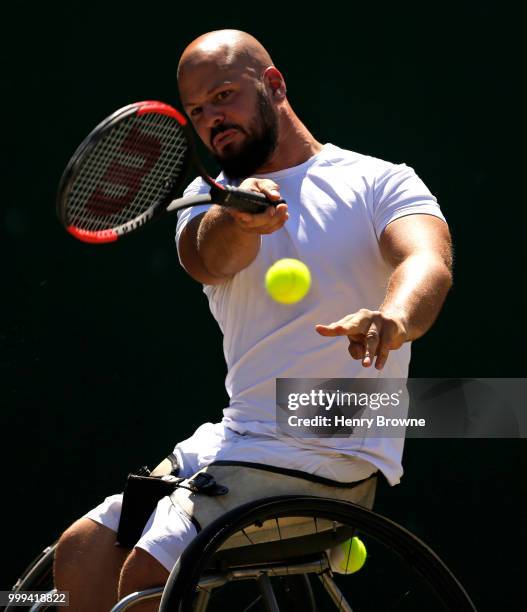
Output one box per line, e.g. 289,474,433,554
262,66,287,99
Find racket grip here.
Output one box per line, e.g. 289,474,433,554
212,184,285,213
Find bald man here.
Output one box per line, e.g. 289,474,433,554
54,30,452,610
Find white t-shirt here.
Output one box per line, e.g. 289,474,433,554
175,144,446,485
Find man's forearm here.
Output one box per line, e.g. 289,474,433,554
380,253,453,341
196,205,261,279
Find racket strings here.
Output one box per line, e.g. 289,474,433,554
67,113,188,232
80,115,186,228
70,119,151,229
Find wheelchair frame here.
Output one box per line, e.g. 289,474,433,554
3,495,478,612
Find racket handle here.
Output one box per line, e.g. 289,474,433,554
166,186,285,215
212,184,285,213
167,194,213,212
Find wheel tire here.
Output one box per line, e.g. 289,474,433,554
3,543,56,611
159,496,477,612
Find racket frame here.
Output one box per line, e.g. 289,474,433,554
57,101,277,244
57,101,219,243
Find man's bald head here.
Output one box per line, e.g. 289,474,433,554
177,29,274,83
177,30,287,179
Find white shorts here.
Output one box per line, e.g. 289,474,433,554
83,421,377,572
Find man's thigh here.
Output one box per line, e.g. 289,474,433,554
83,492,197,573
134,496,198,572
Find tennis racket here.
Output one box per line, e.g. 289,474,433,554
56,100,283,244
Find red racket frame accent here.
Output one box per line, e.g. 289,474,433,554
67,226,118,243
137,101,188,125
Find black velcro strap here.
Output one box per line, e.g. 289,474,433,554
116,474,182,548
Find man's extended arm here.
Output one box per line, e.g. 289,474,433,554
178,179,288,285
316,214,453,370
379,214,452,339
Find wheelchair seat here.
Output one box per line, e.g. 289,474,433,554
210,522,354,568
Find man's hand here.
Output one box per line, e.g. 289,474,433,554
315,309,409,370
226,178,289,234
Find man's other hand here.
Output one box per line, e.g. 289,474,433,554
315,309,409,370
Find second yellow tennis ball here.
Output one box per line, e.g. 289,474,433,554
329,536,367,574
265,258,311,304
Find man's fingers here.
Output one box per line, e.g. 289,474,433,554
316,315,358,336
315,323,349,337
255,179,281,198
259,185,282,201
348,335,388,368
229,202,288,233
348,340,365,360
363,322,380,367
239,178,282,200
229,210,252,223
256,207,289,234
259,218,289,234
263,203,289,226
375,343,390,370
316,311,373,338
274,203,288,217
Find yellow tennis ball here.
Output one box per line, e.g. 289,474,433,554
265,258,311,304
329,536,367,574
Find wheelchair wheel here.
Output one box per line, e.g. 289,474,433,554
159,495,477,612
2,542,57,611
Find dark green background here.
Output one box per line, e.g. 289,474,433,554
1,1,524,610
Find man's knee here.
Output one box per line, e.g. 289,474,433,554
118,548,169,597
55,517,124,581
54,518,130,610
56,518,116,555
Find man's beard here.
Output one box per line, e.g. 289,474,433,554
211,89,279,181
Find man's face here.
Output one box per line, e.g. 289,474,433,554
179,62,279,180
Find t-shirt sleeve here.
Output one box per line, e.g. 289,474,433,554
174,177,213,258
372,163,446,240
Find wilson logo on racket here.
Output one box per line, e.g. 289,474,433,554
86,126,161,215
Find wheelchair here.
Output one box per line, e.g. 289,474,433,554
4,495,477,611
